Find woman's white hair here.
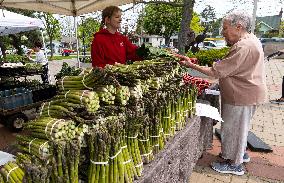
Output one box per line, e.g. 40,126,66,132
222,11,252,32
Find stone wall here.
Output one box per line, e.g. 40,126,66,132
136,115,213,183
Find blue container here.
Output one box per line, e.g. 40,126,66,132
3,90,11,97
1,97,13,109
0,87,34,110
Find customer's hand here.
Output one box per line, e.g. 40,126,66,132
174,53,197,68
180,59,196,68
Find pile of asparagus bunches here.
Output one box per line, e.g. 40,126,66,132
3,51,201,182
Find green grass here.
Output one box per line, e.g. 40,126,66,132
48,55,78,61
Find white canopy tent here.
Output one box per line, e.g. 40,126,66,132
0,9,44,36
0,9,48,59
0,0,136,16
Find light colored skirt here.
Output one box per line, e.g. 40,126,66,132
221,103,257,165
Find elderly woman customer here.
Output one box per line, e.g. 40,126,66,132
177,11,267,175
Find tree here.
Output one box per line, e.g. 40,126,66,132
254,22,262,37
200,5,216,32
178,0,196,54
137,1,203,47
0,37,10,58
133,0,197,53
38,12,61,58
138,3,182,46
211,18,222,37
78,17,100,51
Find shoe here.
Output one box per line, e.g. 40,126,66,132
243,152,250,163
219,152,250,163
211,162,245,176
270,98,284,104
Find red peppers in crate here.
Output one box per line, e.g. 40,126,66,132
182,73,211,95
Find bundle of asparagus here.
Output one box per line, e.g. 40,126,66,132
137,113,154,164
95,85,116,105
57,68,99,91
16,135,50,159
39,100,74,119
56,90,100,113
50,140,81,183
87,125,111,183
124,111,143,177
88,115,128,183
24,117,76,141
39,90,100,120
16,153,51,183
160,99,176,140
129,85,143,100
143,92,165,154
115,86,130,106
0,161,24,183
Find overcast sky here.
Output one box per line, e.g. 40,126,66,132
60,0,283,35
194,0,283,18
118,0,283,31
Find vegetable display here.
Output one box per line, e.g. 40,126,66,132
0,49,210,182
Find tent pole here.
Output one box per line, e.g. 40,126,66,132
74,16,80,68
41,29,48,59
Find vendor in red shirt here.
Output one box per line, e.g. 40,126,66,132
91,6,141,68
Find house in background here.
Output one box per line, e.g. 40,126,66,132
136,35,165,47
256,9,283,37
134,34,179,48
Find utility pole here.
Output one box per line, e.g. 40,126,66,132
251,0,258,34
140,6,145,46
82,17,86,63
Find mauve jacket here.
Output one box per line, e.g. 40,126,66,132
211,34,267,105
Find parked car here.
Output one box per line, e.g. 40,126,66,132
61,48,75,56
200,40,226,50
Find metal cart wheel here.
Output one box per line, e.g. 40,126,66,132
7,113,28,131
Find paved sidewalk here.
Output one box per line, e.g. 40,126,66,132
190,58,284,183
25,58,91,84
